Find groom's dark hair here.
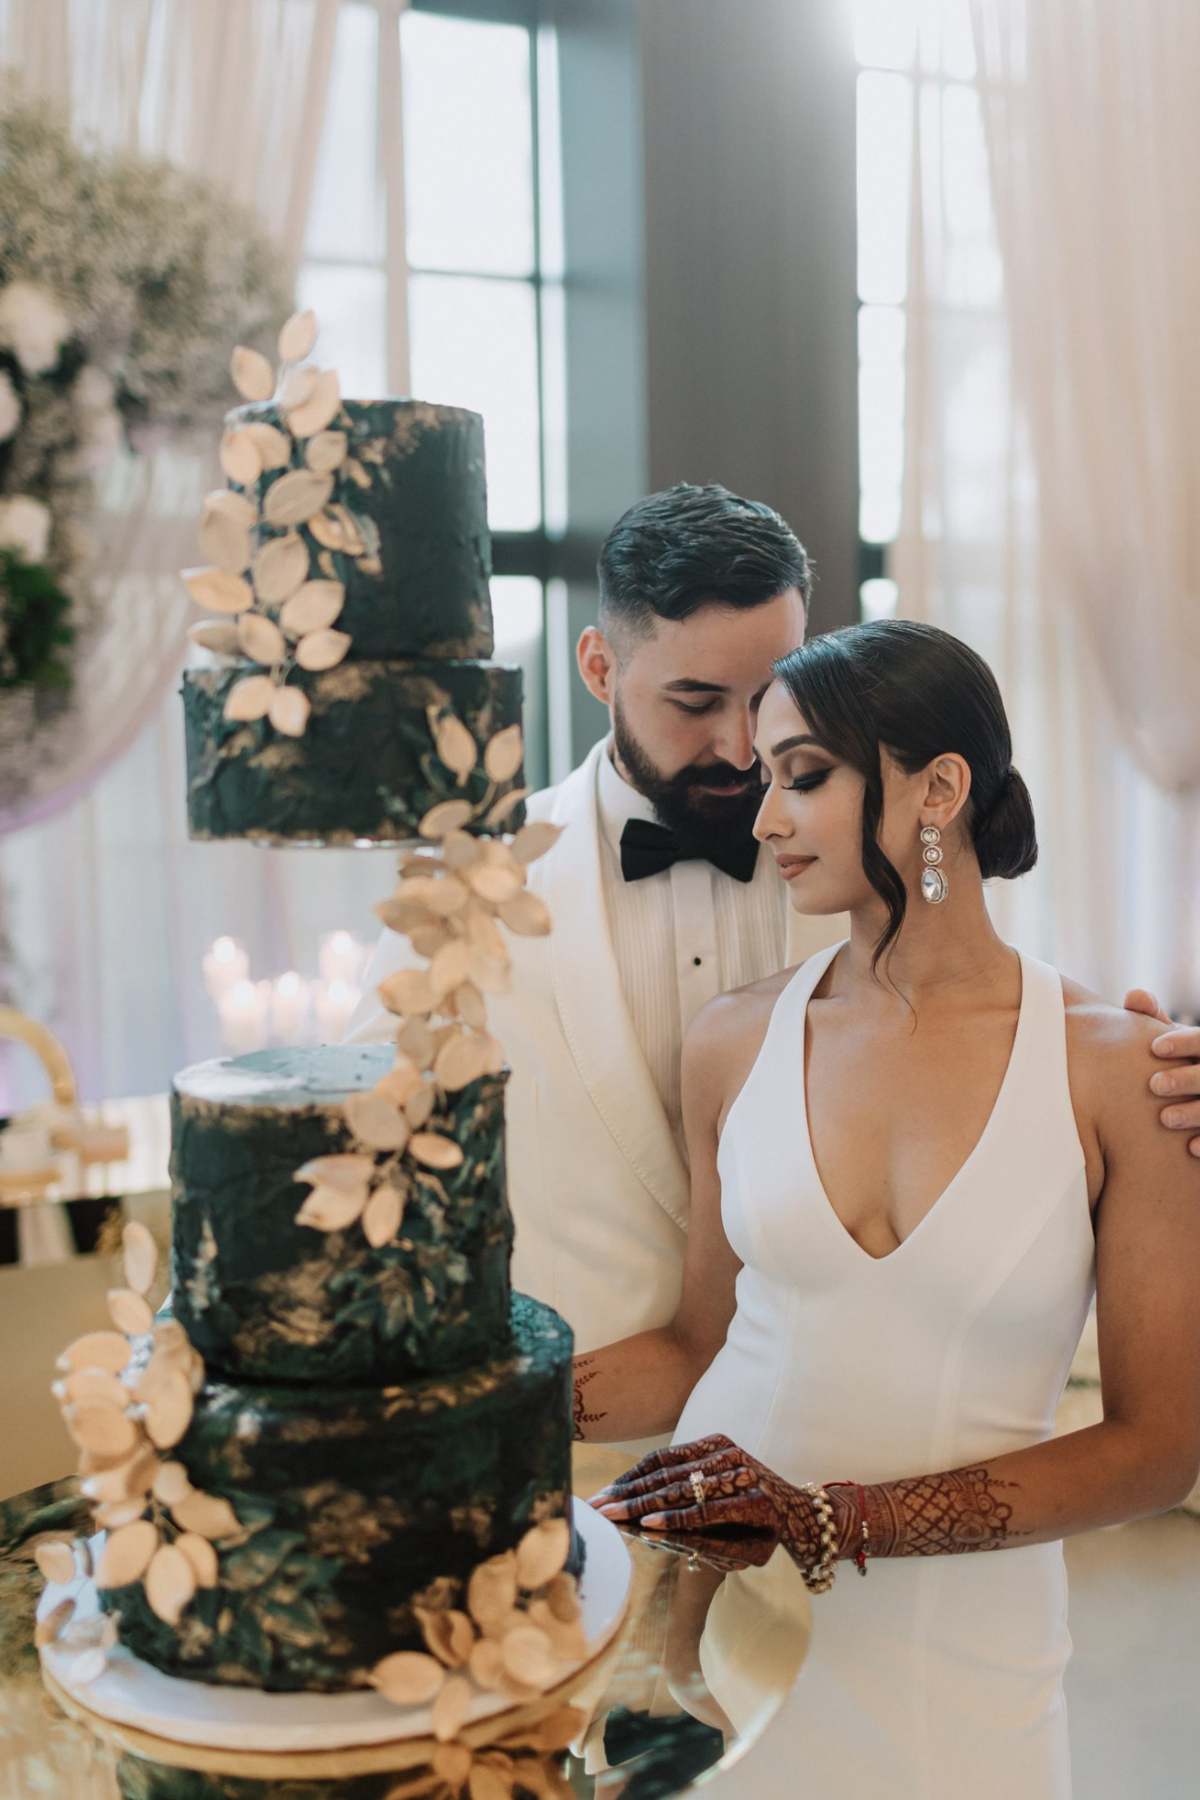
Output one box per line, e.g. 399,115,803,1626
598,483,811,648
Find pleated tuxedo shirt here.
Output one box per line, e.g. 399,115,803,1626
594,744,788,1156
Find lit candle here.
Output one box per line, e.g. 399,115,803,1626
219,979,270,1056
319,930,364,987
314,977,359,1044
270,971,309,1045
203,936,250,1000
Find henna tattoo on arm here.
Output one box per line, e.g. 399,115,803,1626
859,1465,1029,1557
572,1356,607,1442
593,1440,1031,1571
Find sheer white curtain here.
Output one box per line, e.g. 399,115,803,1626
971,0,1200,795
890,4,1200,1013
0,0,404,1108
0,0,345,830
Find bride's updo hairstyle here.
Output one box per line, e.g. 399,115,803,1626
773,620,1037,963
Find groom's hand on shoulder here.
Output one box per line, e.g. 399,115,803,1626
1124,989,1200,1159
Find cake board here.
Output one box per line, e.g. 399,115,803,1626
38,1499,629,1772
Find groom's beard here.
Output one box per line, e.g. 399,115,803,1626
611,691,763,861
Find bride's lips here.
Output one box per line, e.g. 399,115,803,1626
774,855,816,881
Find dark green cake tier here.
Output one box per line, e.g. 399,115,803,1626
182,658,525,844
170,1045,513,1383
101,1294,575,1692
231,398,492,660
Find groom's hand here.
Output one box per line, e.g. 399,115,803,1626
1125,989,1200,1158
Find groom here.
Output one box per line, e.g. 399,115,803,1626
348,483,1200,1357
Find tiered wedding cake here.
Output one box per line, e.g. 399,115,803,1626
39,316,595,1735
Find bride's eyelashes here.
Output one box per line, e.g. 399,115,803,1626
784,769,832,794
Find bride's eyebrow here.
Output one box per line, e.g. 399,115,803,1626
752,733,831,765
770,733,823,756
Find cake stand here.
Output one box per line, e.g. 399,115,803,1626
37,1498,630,1774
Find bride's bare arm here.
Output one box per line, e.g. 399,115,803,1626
597,1006,1200,1563
846,1004,1200,1555
571,984,776,1443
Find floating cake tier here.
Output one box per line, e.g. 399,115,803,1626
231,398,493,660
99,1295,575,1692
182,659,525,844
171,1045,512,1384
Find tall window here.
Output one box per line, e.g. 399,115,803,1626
298,0,564,787
854,0,999,623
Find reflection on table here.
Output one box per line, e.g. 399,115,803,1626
0,1094,171,1267
0,1448,812,1800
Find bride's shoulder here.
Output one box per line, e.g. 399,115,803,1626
681,967,794,1095
1059,973,1162,1112
691,965,794,1037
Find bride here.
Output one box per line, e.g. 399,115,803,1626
577,619,1200,1797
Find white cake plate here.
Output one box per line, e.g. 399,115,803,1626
38,1497,630,1754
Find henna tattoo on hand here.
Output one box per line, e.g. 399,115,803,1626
572,1356,606,1442
862,1465,1028,1556
590,1433,830,1571
592,1442,1030,1570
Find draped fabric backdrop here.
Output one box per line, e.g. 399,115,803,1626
0,0,405,1108
892,1,1200,1013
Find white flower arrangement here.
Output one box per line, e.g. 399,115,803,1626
0,371,21,444
0,88,289,698
0,280,69,376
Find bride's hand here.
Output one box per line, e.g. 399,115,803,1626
590,1434,845,1567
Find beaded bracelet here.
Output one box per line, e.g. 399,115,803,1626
827,1479,870,1576
799,1482,839,1593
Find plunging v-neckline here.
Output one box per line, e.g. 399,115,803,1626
798,951,1028,1265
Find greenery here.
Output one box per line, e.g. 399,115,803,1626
0,547,73,689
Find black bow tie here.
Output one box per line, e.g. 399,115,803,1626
619,817,759,885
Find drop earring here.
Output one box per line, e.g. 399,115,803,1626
920,825,948,905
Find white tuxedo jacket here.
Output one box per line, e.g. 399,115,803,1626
346,739,846,1354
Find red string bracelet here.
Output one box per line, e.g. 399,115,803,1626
826,1480,870,1576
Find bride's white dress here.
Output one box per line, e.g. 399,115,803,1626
673,943,1095,1798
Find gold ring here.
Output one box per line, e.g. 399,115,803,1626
689,1470,706,1509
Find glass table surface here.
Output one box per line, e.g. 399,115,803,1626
0,1448,812,1800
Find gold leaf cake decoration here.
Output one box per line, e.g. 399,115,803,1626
364,1519,585,1728
282,703,562,1259
182,310,365,743
39,1221,249,1680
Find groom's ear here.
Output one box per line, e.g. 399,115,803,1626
577,627,619,706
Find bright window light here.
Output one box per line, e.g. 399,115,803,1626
295,263,388,399
400,11,536,277
858,305,907,544
857,71,912,306
408,274,541,531
854,0,917,71
860,577,899,621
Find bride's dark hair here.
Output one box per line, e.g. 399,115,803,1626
773,620,1037,965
